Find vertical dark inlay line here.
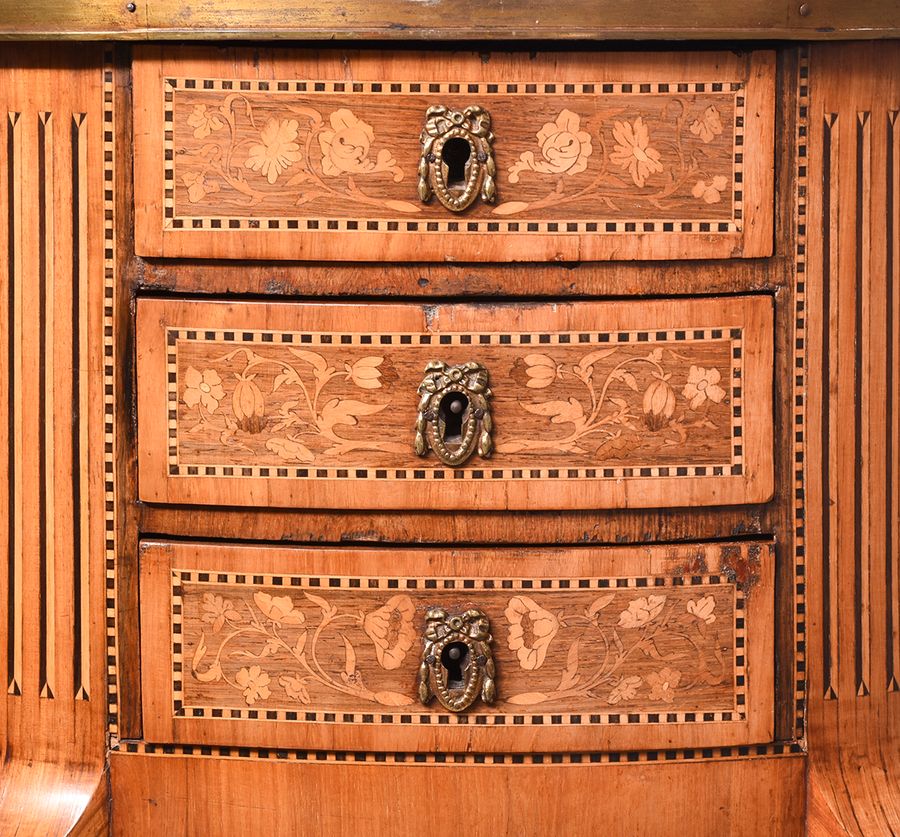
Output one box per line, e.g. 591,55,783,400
822,114,835,698
6,113,18,695
854,113,869,697
71,114,84,699
37,113,50,698
888,112,897,691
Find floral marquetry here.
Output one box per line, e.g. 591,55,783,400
133,47,775,261
137,296,774,510
139,541,776,752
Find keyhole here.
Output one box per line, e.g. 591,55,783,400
441,642,469,689
441,137,471,190
439,392,468,445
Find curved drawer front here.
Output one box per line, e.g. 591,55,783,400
133,47,774,262
136,296,774,511
140,540,774,752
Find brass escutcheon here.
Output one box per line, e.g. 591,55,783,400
417,105,496,212
418,607,496,713
414,361,493,466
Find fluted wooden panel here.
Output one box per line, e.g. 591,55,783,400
805,41,900,835
0,45,108,778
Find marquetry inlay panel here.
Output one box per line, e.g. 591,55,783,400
140,541,775,751
133,48,775,261
136,296,774,510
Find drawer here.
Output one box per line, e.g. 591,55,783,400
136,296,774,511
140,540,774,751
133,47,774,263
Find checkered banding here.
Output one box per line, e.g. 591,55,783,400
103,52,121,745
792,48,810,738
120,740,804,765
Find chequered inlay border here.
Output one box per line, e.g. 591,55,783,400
121,740,804,765
170,569,747,727
793,48,809,738
166,326,744,481
103,51,121,744
162,77,745,234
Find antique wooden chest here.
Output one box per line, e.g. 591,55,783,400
0,9,898,835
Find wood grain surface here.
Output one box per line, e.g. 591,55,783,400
133,47,774,262
136,296,774,510
109,751,806,837
0,44,110,836
1,0,897,41
803,41,900,835
139,540,774,752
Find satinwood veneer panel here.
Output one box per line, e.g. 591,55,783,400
132,47,774,262
139,540,774,752
109,751,806,837
136,296,774,511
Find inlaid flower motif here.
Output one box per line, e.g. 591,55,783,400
521,354,557,389
186,103,224,139
505,595,560,670
642,375,676,431
318,109,377,176
183,367,225,413
182,171,220,204
687,595,717,625
345,356,385,390
245,118,301,184
253,591,306,625
363,595,416,670
232,373,266,434
607,675,642,705
617,595,666,629
508,109,593,182
646,667,681,703
610,117,663,188
682,365,726,409
690,105,724,144
200,593,240,634
691,175,729,204
235,665,271,705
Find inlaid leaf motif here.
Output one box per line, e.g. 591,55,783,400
191,634,223,683
505,691,552,705
557,641,581,691
521,398,585,426
687,595,717,625
586,594,616,619
201,592,240,633
265,437,315,463
372,690,416,707
318,398,387,432
606,675,642,705
574,348,618,379
304,592,337,618
341,634,358,677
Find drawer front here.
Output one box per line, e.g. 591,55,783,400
133,47,774,262
140,540,774,751
136,296,774,510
